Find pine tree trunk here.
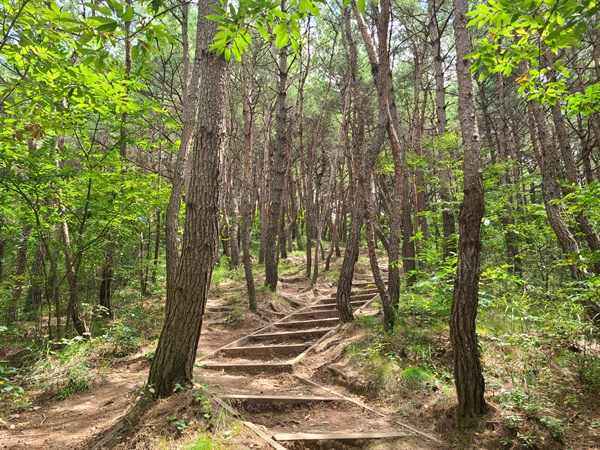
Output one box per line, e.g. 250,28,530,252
7,225,30,323
264,21,289,292
451,0,487,422
241,53,257,312
148,0,228,398
25,242,45,315
99,250,113,318
165,1,202,304
428,0,456,259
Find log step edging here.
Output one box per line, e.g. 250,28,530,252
273,317,339,329
201,362,293,374
218,394,346,406
247,329,330,343
218,343,309,358
273,431,410,442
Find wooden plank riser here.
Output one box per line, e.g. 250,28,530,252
218,344,309,358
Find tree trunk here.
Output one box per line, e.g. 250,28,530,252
60,218,88,337
25,242,45,315
497,74,522,276
241,53,257,312
550,100,600,274
428,0,456,258
7,225,30,323
451,0,487,423
529,100,585,280
148,0,228,398
353,0,394,330
99,250,113,318
165,1,203,304
264,15,289,292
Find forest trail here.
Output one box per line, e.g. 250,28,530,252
196,268,446,450
0,265,446,449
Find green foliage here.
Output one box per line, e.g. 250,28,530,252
578,354,600,395
0,364,24,398
208,0,323,60
103,323,141,357
57,376,90,400
184,434,221,450
399,366,431,389
468,0,600,108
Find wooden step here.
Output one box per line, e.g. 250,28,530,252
310,301,366,310
352,281,385,288
274,431,410,442
205,306,234,313
246,329,330,343
329,288,378,298
273,317,339,330
288,309,339,321
219,394,345,406
200,361,293,374
218,344,309,358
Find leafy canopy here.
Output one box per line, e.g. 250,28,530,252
467,0,600,109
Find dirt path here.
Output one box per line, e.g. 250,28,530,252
0,360,147,450
0,265,447,449
196,270,446,449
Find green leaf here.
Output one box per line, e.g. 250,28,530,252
206,14,226,23
357,0,366,14
122,6,134,22
274,28,289,48
96,21,118,33
256,22,270,41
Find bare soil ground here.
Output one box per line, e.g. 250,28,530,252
1,255,599,449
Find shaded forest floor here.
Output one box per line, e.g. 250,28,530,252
1,252,600,449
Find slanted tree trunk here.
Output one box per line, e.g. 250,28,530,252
450,0,487,423
353,0,394,331
147,0,228,398
550,99,600,274
529,100,585,280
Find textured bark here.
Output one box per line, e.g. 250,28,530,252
264,20,289,292
530,100,585,280
337,7,362,323
99,250,113,318
25,242,45,314
241,53,257,312
148,0,228,398
428,0,456,258
550,100,600,274
353,0,394,330
7,225,30,323
229,184,240,267
497,74,522,276
60,219,87,337
451,0,487,422
165,3,203,304
337,201,362,323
